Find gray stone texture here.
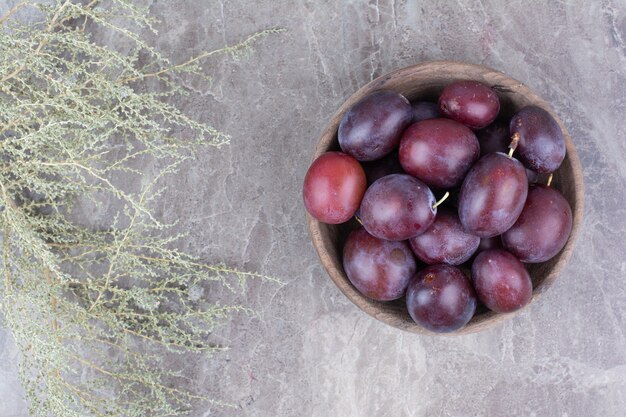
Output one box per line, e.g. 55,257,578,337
1,0,625,416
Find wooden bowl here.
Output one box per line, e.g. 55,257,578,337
307,61,584,335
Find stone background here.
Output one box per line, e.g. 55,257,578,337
1,0,625,416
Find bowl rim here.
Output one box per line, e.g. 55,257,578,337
306,60,585,335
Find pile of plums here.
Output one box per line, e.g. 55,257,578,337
303,80,573,333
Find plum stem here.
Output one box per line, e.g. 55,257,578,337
432,191,450,209
508,132,520,158
546,173,553,187
354,214,363,225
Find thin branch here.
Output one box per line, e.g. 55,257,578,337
1,0,71,83
120,28,284,83
37,161,158,224
0,1,29,25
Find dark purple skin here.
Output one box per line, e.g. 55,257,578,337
359,174,436,241
472,249,533,313
477,120,510,157
476,236,503,254
343,228,416,301
475,120,541,182
438,80,500,129
458,152,529,238
510,106,566,173
411,101,440,122
409,208,480,265
361,151,404,185
406,264,477,333
399,118,480,189
338,91,413,161
526,169,539,183
502,184,573,263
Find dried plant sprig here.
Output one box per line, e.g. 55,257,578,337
0,1,282,416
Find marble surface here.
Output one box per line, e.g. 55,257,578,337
1,0,626,416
